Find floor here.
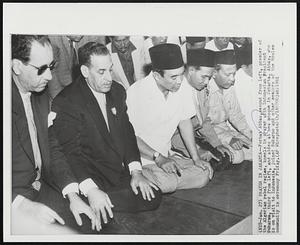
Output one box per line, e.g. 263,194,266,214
103,160,252,235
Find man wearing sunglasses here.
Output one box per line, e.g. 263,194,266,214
11,35,99,234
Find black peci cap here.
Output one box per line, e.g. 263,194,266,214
187,49,215,67
149,43,184,70
214,49,236,65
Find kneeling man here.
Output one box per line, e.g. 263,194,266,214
52,42,162,230
126,43,213,193
207,50,252,163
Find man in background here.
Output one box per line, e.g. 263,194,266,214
107,36,146,89
48,35,106,100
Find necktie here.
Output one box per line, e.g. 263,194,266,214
23,94,42,190
69,40,79,79
97,94,110,132
69,40,78,66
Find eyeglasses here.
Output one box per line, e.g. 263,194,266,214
26,60,56,75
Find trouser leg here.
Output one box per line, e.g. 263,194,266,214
107,185,162,213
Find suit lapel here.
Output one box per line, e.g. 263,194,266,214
12,82,35,165
131,49,140,81
111,53,130,89
78,79,120,156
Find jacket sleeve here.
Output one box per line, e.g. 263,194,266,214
119,86,141,165
51,96,105,190
46,126,78,192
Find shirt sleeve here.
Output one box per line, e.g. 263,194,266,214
126,87,142,137
180,81,196,120
128,161,142,174
62,182,79,198
79,178,99,197
226,87,252,139
12,195,25,209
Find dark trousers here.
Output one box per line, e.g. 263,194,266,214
36,178,162,234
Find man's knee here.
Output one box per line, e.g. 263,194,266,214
143,166,177,194
186,168,210,189
196,170,210,188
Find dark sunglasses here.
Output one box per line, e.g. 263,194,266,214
27,60,56,75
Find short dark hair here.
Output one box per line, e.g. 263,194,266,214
214,64,222,71
152,67,165,77
78,42,110,67
11,35,51,64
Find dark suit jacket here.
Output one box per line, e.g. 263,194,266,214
51,76,141,190
12,81,77,201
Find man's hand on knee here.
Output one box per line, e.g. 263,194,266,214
194,158,214,180
67,192,97,231
156,155,183,176
130,170,159,201
86,188,114,231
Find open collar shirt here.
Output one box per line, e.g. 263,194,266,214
126,72,196,166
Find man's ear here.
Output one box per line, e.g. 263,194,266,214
212,69,217,79
12,59,22,75
187,66,195,76
241,64,247,71
80,65,89,78
152,71,162,81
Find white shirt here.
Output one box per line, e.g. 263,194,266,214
205,39,234,51
207,78,252,143
126,72,196,166
234,68,255,131
79,83,142,196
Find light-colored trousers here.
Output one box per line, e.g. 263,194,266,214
142,157,210,193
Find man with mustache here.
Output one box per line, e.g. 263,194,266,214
51,42,162,232
207,50,252,164
11,34,97,234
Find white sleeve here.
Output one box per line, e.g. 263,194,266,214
126,87,142,137
180,81,196,120
62,183,79,198
12,195,25,209
128,161,142,174
79,178,99,197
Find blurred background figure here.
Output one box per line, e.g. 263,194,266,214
48,35,106,100
185,36,207,50
206,37,234,51
231,37,252,69
107,36,146,89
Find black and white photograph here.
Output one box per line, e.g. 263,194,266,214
3,3,296,243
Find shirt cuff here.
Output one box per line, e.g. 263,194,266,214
12,195,25,210
62,182,79,198
128,161,142,175
79,178,98,197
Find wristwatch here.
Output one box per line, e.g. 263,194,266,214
153,151,160,162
